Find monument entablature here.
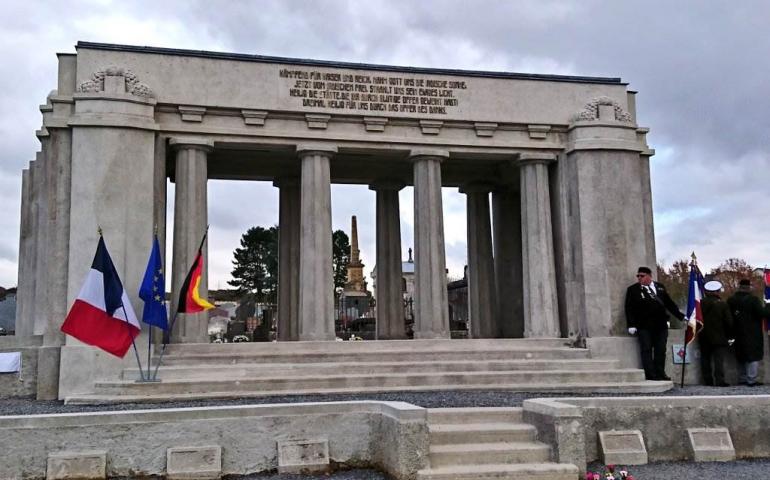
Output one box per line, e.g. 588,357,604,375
16,41,656,400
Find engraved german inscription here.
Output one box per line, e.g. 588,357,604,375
279,68,466,114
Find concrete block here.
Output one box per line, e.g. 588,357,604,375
47,450,106,479
277,438,330,474
688,427,735,462
166,445,221,479
599,430,647,465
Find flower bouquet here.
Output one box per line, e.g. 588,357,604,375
585,465,634,480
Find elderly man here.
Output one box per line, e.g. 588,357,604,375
728,278,770,386
700,280,733,387
625,266,686,381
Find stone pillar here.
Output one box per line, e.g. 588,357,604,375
61,66,158,399
297,145,336,341
519,152,560,337
32,148,50,337
559,96,652,336
370,181,406,340
14,167,32,336
170,138,213,343
493,183,524,338
461,183,497,338
275,177,301,341
411,149,450,339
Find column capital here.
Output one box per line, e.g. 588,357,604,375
369,179,405,192
517,152,557,166
296,143,338,158
459,182,494,194
273,176,300,188
409,148,449,162
169,137,214,152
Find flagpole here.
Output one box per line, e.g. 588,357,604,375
151,311,179,381
151,227,210,381
121,304,146,382
680,252,697,389
146,325,153,381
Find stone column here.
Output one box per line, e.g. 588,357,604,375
170,138,213,343
519,152,560,337
275,177,301,341
14,167,33,337
461,183,497,338
370,181,406,339
411,149,450,339
61,66,158,399
32,148,50,337
297,145,336,341
492,185,524,338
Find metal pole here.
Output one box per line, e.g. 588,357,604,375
146,325,153,381
121,304,146,382
151,312,179,381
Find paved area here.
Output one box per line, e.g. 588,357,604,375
1,384,769,415
587,459,770,479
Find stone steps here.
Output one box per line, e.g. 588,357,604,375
417,407,579,480
64,380,670,405
122,358,619,380
156,347,591,365
96,369,646,395
160,338,572,355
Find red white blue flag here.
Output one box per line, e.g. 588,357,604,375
684,262,705,345
61,237,141,357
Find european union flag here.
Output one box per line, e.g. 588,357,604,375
139,235,168,330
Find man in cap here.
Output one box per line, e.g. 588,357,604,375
625,266,686,381
700,280,733,386
728,278,770,386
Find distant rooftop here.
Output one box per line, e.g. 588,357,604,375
76,42,624,85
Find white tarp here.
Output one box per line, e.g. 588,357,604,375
0,352,21,373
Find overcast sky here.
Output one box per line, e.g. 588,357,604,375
1,0,768,290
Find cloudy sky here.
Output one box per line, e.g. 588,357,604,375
1,0,768,290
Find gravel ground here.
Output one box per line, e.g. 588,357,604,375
232,469,390,480
1,384,770,415
587,459,770,479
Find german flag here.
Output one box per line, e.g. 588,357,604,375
178,234,214,314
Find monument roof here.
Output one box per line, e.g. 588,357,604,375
76,41,625,85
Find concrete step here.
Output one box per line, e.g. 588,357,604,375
429,423,537,445
417,462,579,480
123,359,619,380
157,347,592,365
427,407,524,425
65,380,672,404
161,338,573,355
97,369,647,394
429,441,551,467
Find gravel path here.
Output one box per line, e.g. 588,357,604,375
587,459,770,479
2,384,770,415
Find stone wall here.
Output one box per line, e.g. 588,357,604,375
524,395,770,470
0,336,42,398
0,401,428,480
588,334,770,385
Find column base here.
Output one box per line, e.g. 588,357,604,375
413,330,450,340
299,332,337,341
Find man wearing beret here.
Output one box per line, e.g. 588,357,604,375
700,280,733,387
625,266,686,381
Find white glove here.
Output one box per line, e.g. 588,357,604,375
628,328,637,335
667,321,671,329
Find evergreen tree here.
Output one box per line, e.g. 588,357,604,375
332,229,350,295
229,226,278,302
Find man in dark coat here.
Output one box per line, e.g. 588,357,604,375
728,278,770,386
700,280,733,386
625,266,686,381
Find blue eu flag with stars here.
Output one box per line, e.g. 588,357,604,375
139,235,168,330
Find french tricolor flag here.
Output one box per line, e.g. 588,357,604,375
61,236,141,357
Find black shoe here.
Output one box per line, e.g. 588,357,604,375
658,375,672,381
748,382,764,387
739,381,749,386
716,382,730,387
703,381,715,386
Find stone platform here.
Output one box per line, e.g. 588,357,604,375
64,339,671,404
